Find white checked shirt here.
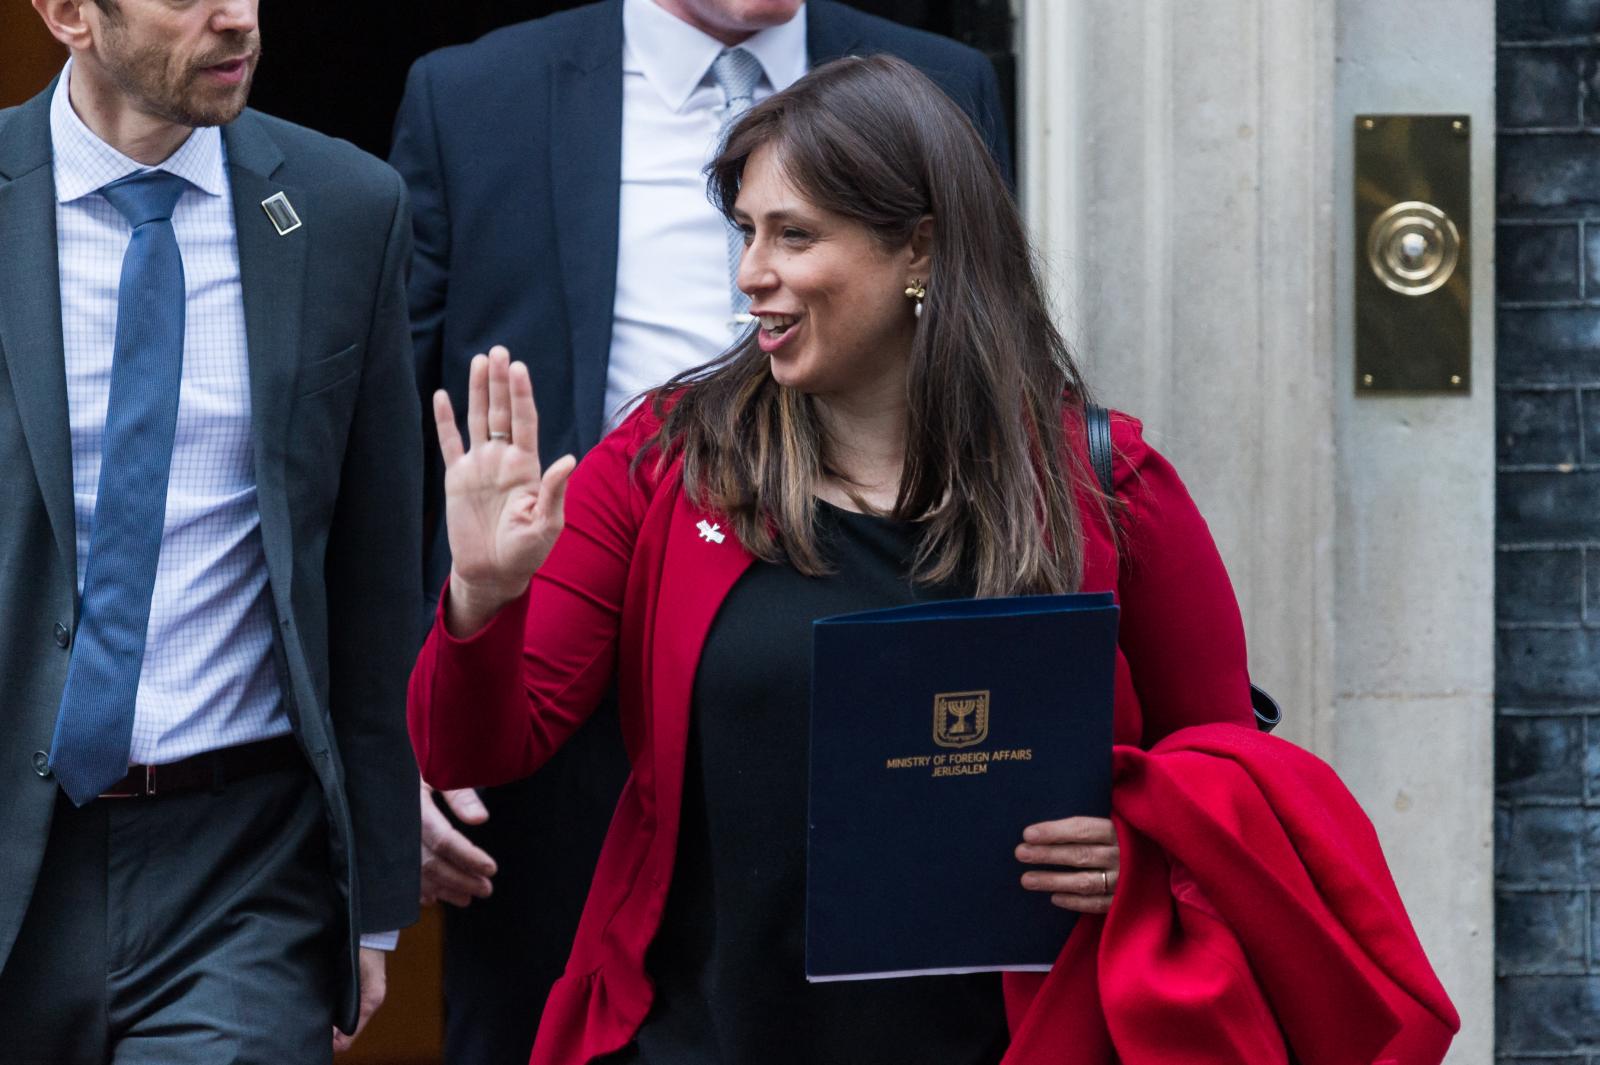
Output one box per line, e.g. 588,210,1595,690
603,0,808,428
51,61,289,768
51,63,399,952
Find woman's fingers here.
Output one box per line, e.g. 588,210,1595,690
1014,842,1116,869
487,346,513,442
1048,893,1113,915
1021,816,1116,847
1017,815,1119,911
510,358,539,460
466,353,489,446
540,454,576,527
434,390,464,466
449,347,535,459
1020,868,1117,896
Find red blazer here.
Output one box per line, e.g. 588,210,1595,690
409,404,1256,1065
1003,724,1459,1065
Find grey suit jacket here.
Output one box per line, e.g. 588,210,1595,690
0,84,423,1029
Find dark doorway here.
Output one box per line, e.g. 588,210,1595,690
247,0,1013,162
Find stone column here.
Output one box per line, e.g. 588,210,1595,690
1331,3,1496,1059
1020,0,1337,747
1019,0,1494,1058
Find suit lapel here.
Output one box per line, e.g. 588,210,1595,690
223,113,306,605
0,85,76,586
806,1,868,66
550,0,626,453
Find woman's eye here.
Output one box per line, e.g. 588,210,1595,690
782,228,810,243
738,224,755,244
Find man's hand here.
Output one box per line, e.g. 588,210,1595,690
420,781,497,907
332,947,388,1053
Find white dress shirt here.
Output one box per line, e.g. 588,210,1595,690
52,61,287,766
50,63,396,950
604,0,808,427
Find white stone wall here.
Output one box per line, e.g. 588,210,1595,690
1019,1,1494,1058
1332,3,1497,1059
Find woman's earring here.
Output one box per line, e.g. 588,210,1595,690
905,278,927,319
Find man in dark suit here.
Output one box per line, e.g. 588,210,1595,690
389,1,1008,1060
0,1,421,1060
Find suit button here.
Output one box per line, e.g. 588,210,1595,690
31,752,51,778
53,622,69,649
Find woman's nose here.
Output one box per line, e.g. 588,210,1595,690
736,240,777,297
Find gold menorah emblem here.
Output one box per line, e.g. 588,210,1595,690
933,690,990,748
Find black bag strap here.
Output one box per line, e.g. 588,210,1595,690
1083,402,1281,733
1249,687,1283,733
1085,403,1115,497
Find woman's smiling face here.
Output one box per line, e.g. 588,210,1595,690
732,145,930,401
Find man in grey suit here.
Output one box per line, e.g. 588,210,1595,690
0,1,422,1061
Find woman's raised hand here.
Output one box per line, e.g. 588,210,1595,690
435,346,576,635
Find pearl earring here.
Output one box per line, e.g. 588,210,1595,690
904,278,927,319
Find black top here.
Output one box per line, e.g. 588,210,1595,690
617,501,1008,1065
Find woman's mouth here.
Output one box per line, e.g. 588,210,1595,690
757,313,801,353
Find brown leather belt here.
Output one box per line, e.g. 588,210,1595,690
98,735,305,799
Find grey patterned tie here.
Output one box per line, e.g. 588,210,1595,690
711,47,764,323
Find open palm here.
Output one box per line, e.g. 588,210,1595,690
434,346,575,625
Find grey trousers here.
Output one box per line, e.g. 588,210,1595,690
0,758,339,1065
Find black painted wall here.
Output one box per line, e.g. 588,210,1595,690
1498,1,1600,1057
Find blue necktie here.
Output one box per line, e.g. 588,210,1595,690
712,47,764,322
49,170,189,806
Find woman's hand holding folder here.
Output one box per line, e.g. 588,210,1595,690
1016,816,1120,915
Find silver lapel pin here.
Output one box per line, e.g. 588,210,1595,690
697,520,725,545
260,191,302,236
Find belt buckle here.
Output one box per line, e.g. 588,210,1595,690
99,765,155,799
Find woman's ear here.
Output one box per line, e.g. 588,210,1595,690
906,215,935,279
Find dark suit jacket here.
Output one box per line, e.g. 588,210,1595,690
0,84,423,1030
390,0,1012,599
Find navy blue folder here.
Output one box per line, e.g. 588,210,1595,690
806,593,1119,981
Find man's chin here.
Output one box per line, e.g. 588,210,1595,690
204,96,251,127
169,83,252,128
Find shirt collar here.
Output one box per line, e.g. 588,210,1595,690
51,57,228,205
622,0,809,114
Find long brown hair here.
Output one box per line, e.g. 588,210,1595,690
646,54,1096,596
